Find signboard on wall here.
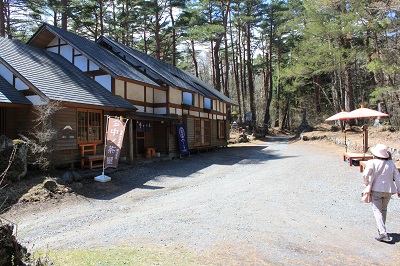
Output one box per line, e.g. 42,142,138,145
176,124,189,156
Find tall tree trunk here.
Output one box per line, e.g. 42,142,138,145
190,40,199,77
98,0,104,36
155,0,161,59
0,1,5,37
263,48,272,132
169,0,176,66
230,17,242,122
246,23,256,124
313,74,322,114
213,38,222,91
61,0,68,30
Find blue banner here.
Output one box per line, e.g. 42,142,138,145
176,124,189,155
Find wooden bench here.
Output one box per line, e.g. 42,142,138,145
343,152,373,166
79,144,104,170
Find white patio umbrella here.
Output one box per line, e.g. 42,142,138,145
325,110,352,152
325,110,350,121
346,106,389,153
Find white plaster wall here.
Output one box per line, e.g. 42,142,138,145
48,37,59,46
127,83,144,101
15,78,28,91
154,90,167,103
89,60,99,71
74,55,87,71
170,88,182,104
0,64,13,84
176,108,182,116
46,46,58,54
115,79,125,97
146,87,153,103
189,111,199,117
95,75,111,91
60,45,73,62
154,107,167,114
136,106,145,112
146,107,154,113
26,95,47,105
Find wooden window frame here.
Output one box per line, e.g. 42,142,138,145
77,108,103,144
194,118,210,147
182,91,194,106
218,120,225,139
204,97,212,110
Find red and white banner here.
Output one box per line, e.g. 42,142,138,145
104,117,127,168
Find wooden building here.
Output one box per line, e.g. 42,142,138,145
0,23,237,168
0,37,137,166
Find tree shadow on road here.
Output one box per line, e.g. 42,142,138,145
68,142,297,201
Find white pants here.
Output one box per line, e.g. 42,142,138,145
371,191,392,236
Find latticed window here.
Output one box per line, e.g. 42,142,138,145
77,109,102,143
218,120,225,139
194,118,210,146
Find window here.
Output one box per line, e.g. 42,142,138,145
77,109,102,143
218,120,225,139
183,92,193,105
204,98,212,110
194,118,210,146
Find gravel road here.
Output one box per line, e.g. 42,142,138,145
4,137,400,265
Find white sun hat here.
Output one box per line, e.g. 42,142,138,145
370,144,389,159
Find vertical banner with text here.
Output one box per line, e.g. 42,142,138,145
104,117,128,168
176,124,189,156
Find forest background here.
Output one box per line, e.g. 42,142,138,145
1,0,400,133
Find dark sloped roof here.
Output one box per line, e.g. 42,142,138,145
29,24,159,88
0,37,137,110
98,36,238,105
0,75,31,105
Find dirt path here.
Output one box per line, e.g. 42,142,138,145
4,137,400,265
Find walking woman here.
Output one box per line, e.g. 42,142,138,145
362,144,400,242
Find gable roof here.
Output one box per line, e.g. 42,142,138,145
28,23,160,88
0,75,31,106
0,37,137,111
97,36,238,105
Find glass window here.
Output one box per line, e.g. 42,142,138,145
77,109,102,143
183,92,193,105
204,98,212,110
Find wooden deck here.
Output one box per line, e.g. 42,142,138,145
343,152,373,166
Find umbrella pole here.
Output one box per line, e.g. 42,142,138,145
362,124,368,159
344,130,347,152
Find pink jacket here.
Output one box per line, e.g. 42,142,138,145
363,159,400,193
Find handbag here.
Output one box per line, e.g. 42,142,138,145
361,191,371,203
361,161,379,203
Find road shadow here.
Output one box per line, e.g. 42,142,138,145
65,140,297,201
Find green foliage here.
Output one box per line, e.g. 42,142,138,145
370,87,396,103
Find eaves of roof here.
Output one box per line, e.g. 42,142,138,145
0,37,137,111
29,23,160,88
0,75,32,105
97,36,238,106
